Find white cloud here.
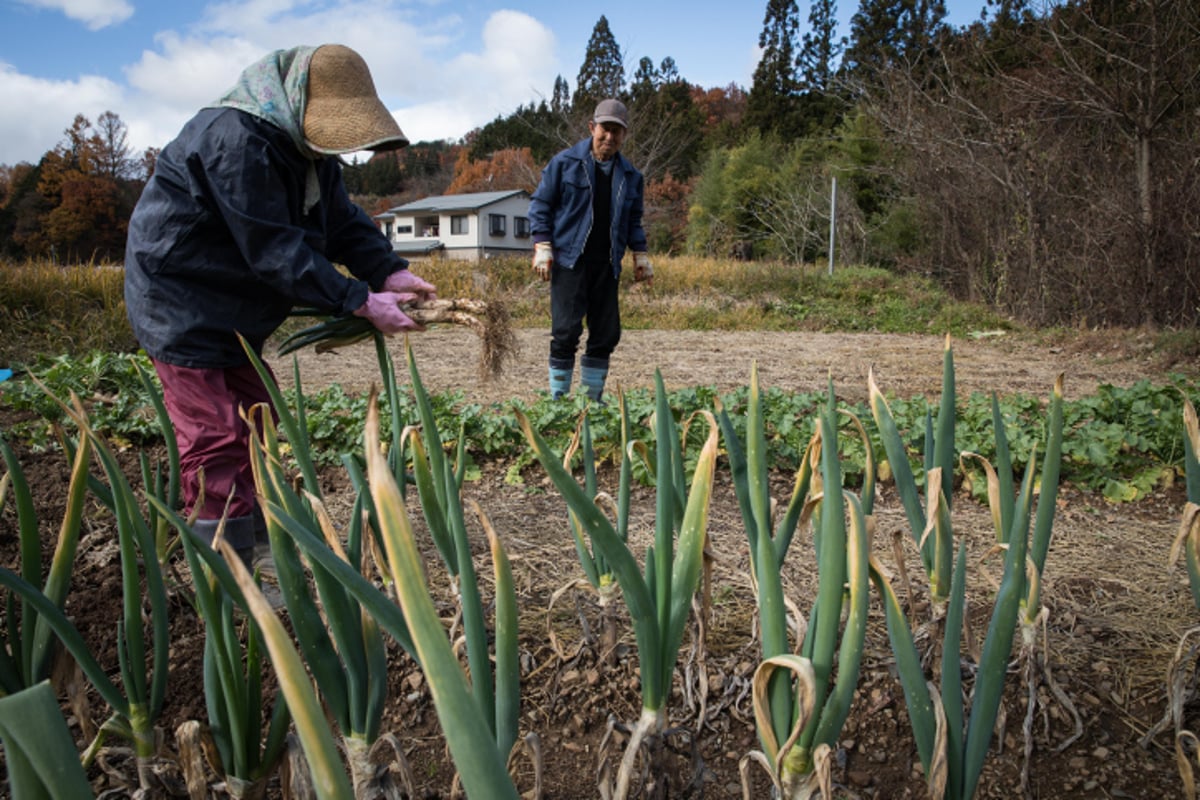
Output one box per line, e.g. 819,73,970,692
745,43,763,88
393,100,487,145
0,61,125,164
190,0,444,98
125,34,267,112
0,3,563,163
395,10,559,140
122,5,561,147
18,0,133,30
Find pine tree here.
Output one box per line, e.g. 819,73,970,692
903,0,948,56
466,102,563,164
985,0,1029,25
625,56,706,181
843,0,905,79
797,0,847,135
844,0,948,80
745,0,802,139
551,75,571,114
798,0,843,92
575,16,625,112
659,56,680,84
630,57,660,104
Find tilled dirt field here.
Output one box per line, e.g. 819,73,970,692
2,326,1197,799
270,326,1168,405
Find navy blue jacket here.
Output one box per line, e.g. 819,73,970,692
528,138,647,275
125,107,405,368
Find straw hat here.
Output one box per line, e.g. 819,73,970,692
303,44,408,154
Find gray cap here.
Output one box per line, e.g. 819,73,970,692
593,98,628,129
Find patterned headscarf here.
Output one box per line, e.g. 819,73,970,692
210,46,323,210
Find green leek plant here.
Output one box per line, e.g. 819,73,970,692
961,376,1072,794
1152,394,1200,796
872,376,1064,799
67,391,171,787
361,392,521,799
558,394,644,661
518,370,719,800
173,524,291,797
871,469,1026,800
0,417,90,696
869,334,957,606
0,681,95,799
151,480,423,797
395,342,525,777
215,535,357,800
401,340,471,585
234,337,422,793
719,367,872,798
1168,395,1200,612
133,359,182,563
0,392,170,791
241,400,405,795
244,337,524,792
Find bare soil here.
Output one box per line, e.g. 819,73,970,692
274,326,1170,405
2,327,1197,799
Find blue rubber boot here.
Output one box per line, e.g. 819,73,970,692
549,365,573,399
580,357,609,404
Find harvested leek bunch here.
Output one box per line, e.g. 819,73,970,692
278,298,518,379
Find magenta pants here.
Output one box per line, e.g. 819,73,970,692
152,359,277,522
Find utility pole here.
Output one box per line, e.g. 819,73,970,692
827,175,837,276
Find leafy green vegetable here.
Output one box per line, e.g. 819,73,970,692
2,350,1197,502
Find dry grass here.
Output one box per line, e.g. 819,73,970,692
0,258,135,365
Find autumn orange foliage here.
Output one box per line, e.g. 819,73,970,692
445,147,540,195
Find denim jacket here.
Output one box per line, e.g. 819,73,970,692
528,138,647,276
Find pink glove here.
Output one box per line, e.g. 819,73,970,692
353,291,422,334
382,269,437,301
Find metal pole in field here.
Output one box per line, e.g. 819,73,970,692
828,175,837,276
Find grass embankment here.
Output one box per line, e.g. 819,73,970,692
1,254,1015,369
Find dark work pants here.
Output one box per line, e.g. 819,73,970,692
549,257,621,369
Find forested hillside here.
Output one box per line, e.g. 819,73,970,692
1,0,1196,327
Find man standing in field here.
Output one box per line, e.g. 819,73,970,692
528,98,653,402
124,44,435,570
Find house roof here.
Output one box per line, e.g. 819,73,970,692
391,240,444,255
381,189,529,216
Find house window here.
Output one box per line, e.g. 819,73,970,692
451,215,469,235
514,216,530,238
397,225,413,235
489,214,506,236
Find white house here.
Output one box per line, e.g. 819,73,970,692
373,189,534,262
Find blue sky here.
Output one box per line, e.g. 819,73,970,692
0,0,991,166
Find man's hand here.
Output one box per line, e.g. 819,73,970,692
532,242,553,282
633,252,654,284
353,291,423,334
383,269,437,301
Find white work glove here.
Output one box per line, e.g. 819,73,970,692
532,242,553,282
633,252,654,284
